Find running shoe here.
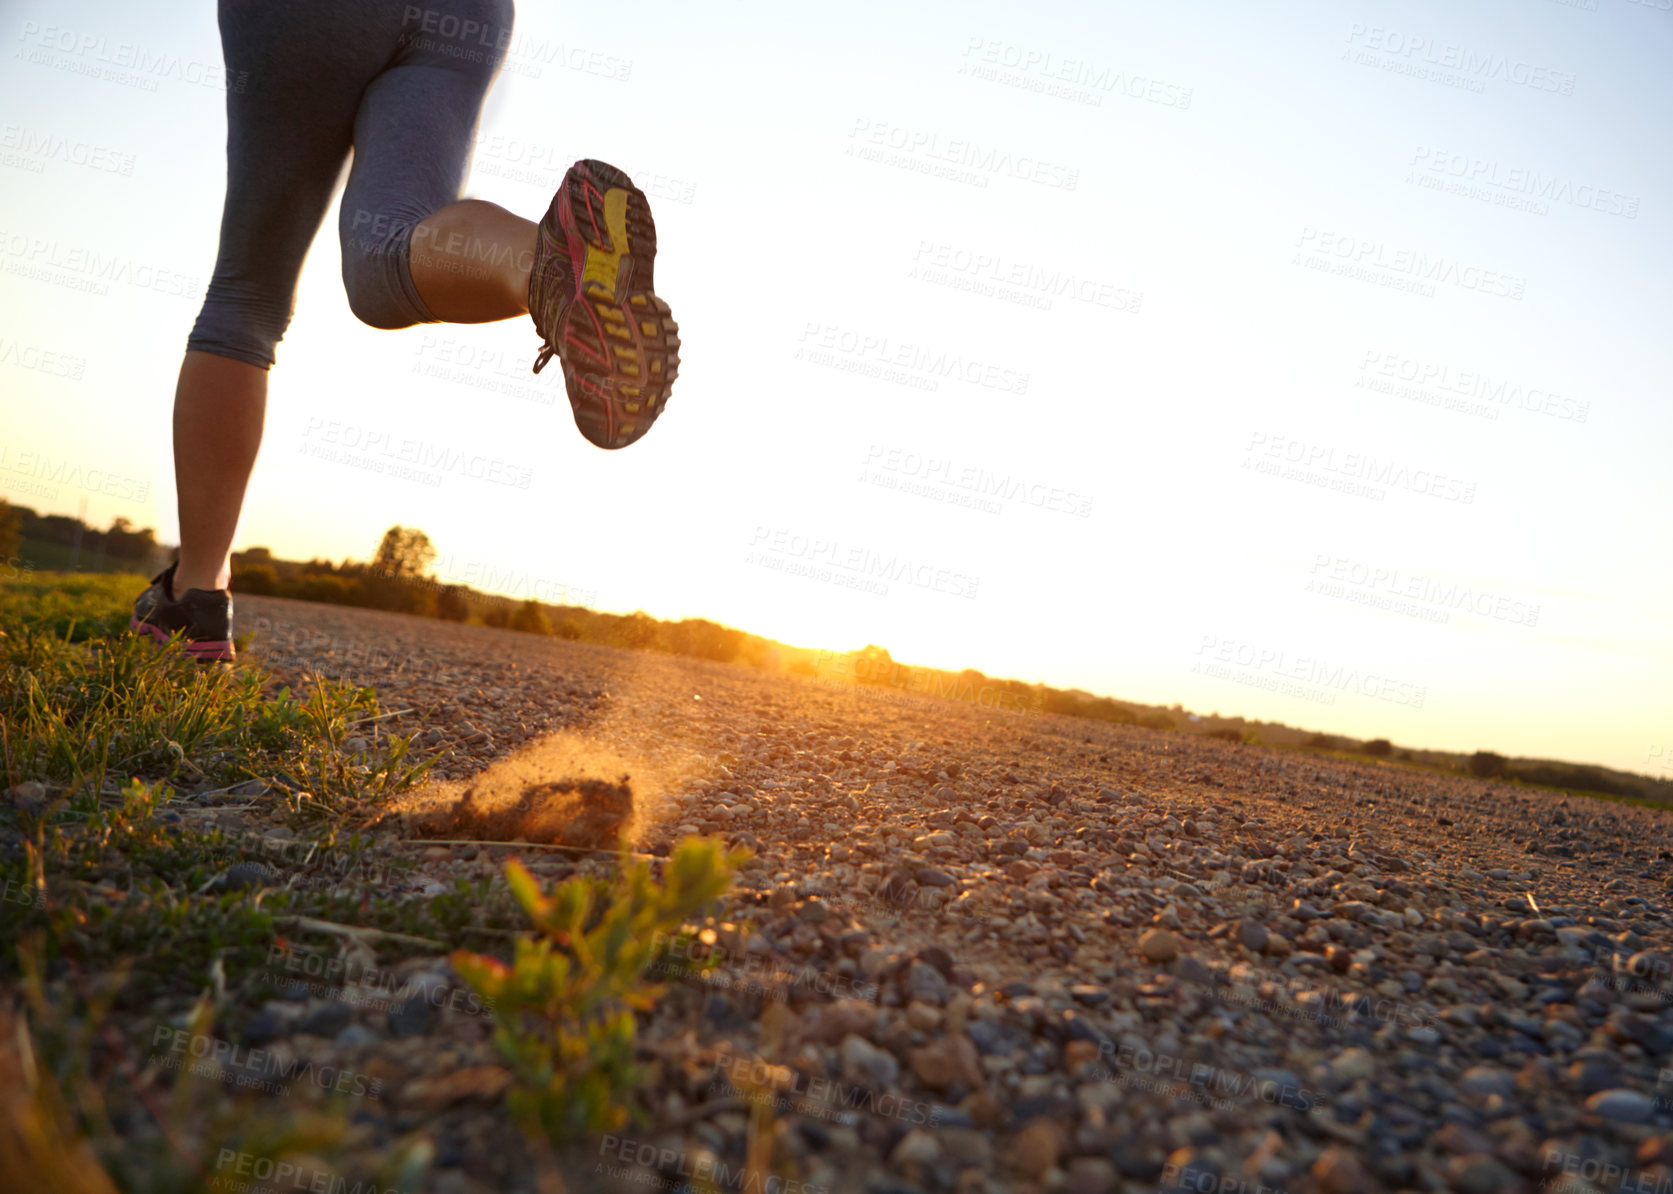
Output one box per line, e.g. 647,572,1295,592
529,159,680,450
130,563,236,662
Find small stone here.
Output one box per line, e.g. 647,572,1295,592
840,1033,898,1087
386,995,437,1038
905,1002,942,1032
918,946,955,979
1586,1088,1656,1124
1459,1065,1516,1099
1138,929,1178,962
916,867,957,888
1445,1153,1527,1194
939,1128,991,1167
241,1009,286,1046
1175,955,1213,987
908,1036,981,1092
221,861,275,892
9,781,47,811
1064,1157,1117,1194
342,736,370,756
907,960,950,1005
1007,1119,1063,1180
334,1024,379,1050
1063,1040,1100,1072
1069,984,1111,1006
891,1129,942,1166
1312,1146,1374,1194
1237,919,1269,953
1329,1047,1376,1081
298,1000,352,1038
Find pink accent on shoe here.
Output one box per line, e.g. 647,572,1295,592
129,616,235,661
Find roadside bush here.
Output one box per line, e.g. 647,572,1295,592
237,563,278,595
511,600,551,636
1467,750,1507,778
1362,738,1393,757
451,839,744,1146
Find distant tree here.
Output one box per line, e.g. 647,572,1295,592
436,585,470,622
1304,732,1336,749
511,599,551,635
101,516,157,563
610,611,661,651
238,564,279,595
667,618,742,662
371,525,436,579
1362,738,1393,757
555,618,584,641
854,644,895,685
1138,712,1175,732
0,500,20,560
483,600,512,629
1467,750,1508,778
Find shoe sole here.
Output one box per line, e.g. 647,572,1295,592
556,160,681,449
129,616,235,662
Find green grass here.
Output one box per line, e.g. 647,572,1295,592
0,572,756,1194
0,572,453,1191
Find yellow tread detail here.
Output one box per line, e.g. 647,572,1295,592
580,187,631,296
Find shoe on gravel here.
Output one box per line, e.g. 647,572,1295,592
528,158,681,450
129,563,235,662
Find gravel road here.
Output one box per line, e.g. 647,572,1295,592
228,594,1673,1194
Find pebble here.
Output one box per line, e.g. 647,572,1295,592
1586,1088,1656,1124
840,1033,898,1087
1445,1153,1525,1194
298,1000,353,1038
1237,918,1269,953
906,960,950,1005
1138,929,1178,962
386,995,438,1038
1329,1047,1376,1081
890,1129,942,1166
334,1024,379,1051
1007,1120,1062,1180
1459,1065,1517,1099
220,861,275,892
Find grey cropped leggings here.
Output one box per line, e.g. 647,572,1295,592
187,0,514,369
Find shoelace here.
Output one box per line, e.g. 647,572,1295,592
532,343,555,374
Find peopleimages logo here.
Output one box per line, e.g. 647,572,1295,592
848,118,1080,190
1294,228,1526,300
1343,24,1576,94
1308,553,1542,628
1194,634,1428,709
1245,431,1477,505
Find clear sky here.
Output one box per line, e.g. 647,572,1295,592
3,0,1669,777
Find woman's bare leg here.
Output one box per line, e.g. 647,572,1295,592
171,203,533,595
409,198,537,322
172,351,268,594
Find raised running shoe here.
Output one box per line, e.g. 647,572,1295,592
529,159,680,449
129,563,235,662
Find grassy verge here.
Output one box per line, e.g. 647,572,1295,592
0,572,758,1194
0,573,480,1190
